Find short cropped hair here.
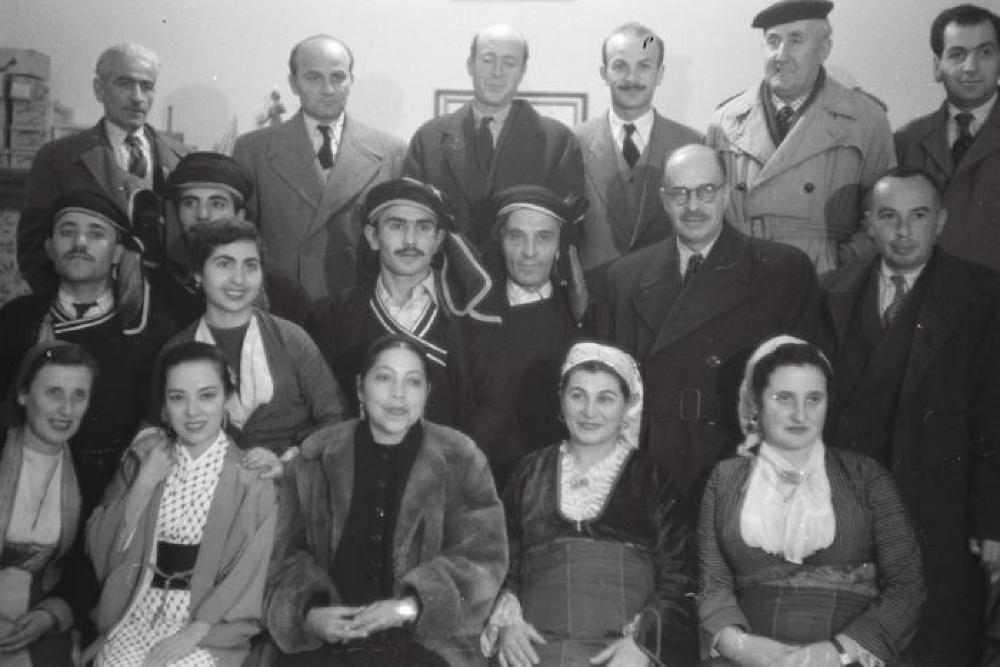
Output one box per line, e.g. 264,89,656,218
94,43,161,81
601,22,665,67
186,218,264,273
288,35,355,76
869,165,945,209
930,4,1000,57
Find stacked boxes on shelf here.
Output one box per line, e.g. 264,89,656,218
1,48,65,170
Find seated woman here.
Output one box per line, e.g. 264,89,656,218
149,218,346,477
698,336,925,666
266,334,507,666
87,341,276,666
0,341,96,666
485,341,697,667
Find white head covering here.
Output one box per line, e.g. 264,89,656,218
560,342,643,449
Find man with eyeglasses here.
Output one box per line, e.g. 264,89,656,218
601,144,820,505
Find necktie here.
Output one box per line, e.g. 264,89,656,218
952,112,975,167
476,116,494,174
775,105,795,143
622,123,640,169
124,134,147,178
317,124,334,169
882,273,908,328
684,253,704,285
72,302,97,319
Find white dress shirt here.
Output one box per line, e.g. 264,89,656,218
506,279,553,306
947,92,997,145
304,112,345,172
104,121,151,177
608,108,655,156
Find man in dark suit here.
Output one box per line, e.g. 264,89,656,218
233,34,406,301
820,166,1000,664
575,22,701,270
895,4,1000,272
19,43,188,295
603,144,819,504
403,24,584,246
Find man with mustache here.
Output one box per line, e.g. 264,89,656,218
895,4,1000,273
707,0,895,274
19,43,188,295
575,23,701,270
404,24,584,247
818,166,1000,664
601,144,820,506
309,178,512,473
0,190,175,636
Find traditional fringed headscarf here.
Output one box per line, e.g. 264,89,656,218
560,342,644,450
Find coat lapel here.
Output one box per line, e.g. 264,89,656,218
584,116,628,238
631,240,682,351
442,104,488,209
956,94,1000,176
77,122,131,211
268,112,323,212
629,114,672,247
725,93,775,170
321,431,355,571
824,257,874,351
918,102,954,177
189,444,240,609
649,225,752,357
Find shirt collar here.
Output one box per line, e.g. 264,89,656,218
879,259,926,290
376,271,438,308
104,119,146,148
303,111,345,139
472,103,511,133
56,287,114,318
948,91,997,131
770,89,811,114
676,232,720,270
506,279,553,306
608,107,655,141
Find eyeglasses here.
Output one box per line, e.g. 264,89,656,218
660,183,724,206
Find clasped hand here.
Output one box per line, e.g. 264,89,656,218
0,610,55,653
306,599,413,644
497,623,648,667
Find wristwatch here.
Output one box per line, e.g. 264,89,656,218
395,597,419,623
829,637,853,666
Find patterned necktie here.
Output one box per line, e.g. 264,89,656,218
317,124,334,169
952,112,975,167
476,116,494,174
622,123,640,169
775,105,795,143
882,273,908,328
684,253,704,285
124,133,147,178
72,302,97,319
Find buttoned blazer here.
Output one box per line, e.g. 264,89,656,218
232,111,406,301
575,111,701,269
19,120,188,293
895,94,1000,272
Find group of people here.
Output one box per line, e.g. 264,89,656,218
2,0,1000,664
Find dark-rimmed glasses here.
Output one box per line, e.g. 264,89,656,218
659,183,724,206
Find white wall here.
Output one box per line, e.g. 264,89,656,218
4,0,958,150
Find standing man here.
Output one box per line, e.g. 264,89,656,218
233,35,406,302
19,43,188,295
707,0,895,274
603,144,819,504
895,4,1000,272
576,23,701,270
820,167,1000,665
404,24,584,246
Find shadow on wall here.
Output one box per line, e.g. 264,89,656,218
661,51,696,129
165,83,234,151
351,70,408,140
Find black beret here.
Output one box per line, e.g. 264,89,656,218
491,184,582,225
364,177,454,228
50,190,141,251
752,0,833,28
166,151,254,201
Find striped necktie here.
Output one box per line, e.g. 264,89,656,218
882,273,908,328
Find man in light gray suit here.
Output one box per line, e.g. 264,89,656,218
233,35,405,301
575,23,701,270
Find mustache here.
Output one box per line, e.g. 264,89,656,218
62,250,94,261
394,247,425,257
680,214,709,222
617,84,647,90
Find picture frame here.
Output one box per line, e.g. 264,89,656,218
434,89,588,126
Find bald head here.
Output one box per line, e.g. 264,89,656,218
664,144,726,187
289,34,354,76
467,24,529,114
660,144,729,252
470,24,529,63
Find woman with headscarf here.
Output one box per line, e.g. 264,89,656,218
0,341,96,666
485,341,697,666
698,335,925,666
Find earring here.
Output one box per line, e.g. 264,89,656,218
111,263,121,281
747,415,760,433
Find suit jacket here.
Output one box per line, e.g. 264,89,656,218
707,76,895,273
403,100,584,245
575,110,701,269
266,419,507,665
895,94,1000,272
18,120,188,294
232,111,406,301
602,223,820,502
820,249,1000,664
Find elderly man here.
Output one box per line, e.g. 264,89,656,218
602,144,819,503
404,24,584,246
152,151,312,327
707,0,895,274
309,178,512,472
576,22,701,270
233,35,406,301
19,43,188,295
820,166,1000,665
895,4,1000,272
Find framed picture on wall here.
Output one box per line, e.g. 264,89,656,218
434,90,588,126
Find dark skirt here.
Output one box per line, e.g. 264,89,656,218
275,633,447,667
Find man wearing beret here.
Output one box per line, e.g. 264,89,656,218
155,151,313,327
233,35,406,302
309,178,512,472
707,0,895,274
895,4,1000,273
404,24,585,247
575,22,701,270
19,43,188,296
